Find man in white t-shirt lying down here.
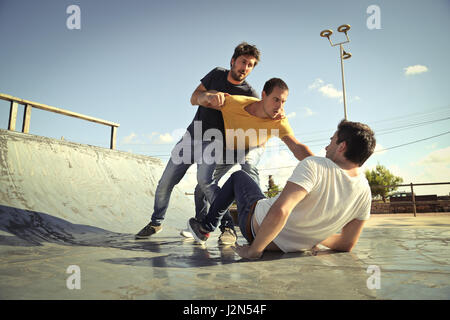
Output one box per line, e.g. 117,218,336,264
188,120,376,259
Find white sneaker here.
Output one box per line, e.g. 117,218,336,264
180,228,194,239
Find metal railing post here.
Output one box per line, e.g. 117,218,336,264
410,183,417,217
22,104,32,133
8,101,18,131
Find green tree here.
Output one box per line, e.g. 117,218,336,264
365,164,404,202
267,175,281,198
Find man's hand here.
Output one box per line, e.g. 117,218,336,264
273,107,286,120
201,92,230,110
231,244,263,260
311,245,320,256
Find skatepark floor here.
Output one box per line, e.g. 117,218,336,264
1,213,449,300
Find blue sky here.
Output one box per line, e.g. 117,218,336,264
1,0,449,195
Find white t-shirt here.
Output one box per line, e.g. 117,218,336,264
254,156,372,253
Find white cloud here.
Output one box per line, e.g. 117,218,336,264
286,112,296,119
308,78,360,104
146,129,186,145
308,78,342,99
404,64,428,76
318,83,343,99
417,146,450,165
121,132,138,144
301,107,316,117
374,143,387,155
122,130,182,146
308,78,324,90
154,133,174,144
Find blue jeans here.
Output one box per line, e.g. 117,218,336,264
202,171,266,243
194,147,263,230
151,137,222,225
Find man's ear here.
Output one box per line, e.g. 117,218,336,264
338,140,347,153
261,90,267,99
230,58,235,68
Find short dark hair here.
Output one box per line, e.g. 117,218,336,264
231,42,261,67
336,120,376,166
263,78,289,96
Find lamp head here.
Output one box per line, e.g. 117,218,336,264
320,29,333,38
337,24,351,34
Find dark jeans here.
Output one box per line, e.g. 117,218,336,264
194,147,263,231
202,170,266,242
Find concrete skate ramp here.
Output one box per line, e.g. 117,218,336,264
0,129,194,246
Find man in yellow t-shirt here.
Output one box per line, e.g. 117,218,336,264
183,78,314,244
222,95,293,151
220,78,312,163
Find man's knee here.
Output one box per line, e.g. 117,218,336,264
241,163,259,177
155,179,174,196
230,170,249,181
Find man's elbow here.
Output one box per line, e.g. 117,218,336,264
342,245,354,252
341,241,357,252
292,144,313,161
268,206,291,222
190,95,198,106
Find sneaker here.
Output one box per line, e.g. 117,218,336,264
180,228,194,239
180,220,195,238
135,222,162,239
187,218,210,245
218,227,237,245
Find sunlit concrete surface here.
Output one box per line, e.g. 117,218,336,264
1,130,449,300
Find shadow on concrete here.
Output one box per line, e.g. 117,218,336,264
0,205,181,253
101,245,240,268
0,205,339,268
100,245,341,269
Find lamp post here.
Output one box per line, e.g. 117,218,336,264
320,24,352,120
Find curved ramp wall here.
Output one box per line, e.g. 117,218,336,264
0,129,193,235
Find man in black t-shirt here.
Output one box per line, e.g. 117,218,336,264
136,42,265,244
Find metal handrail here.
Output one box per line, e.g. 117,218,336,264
0,93,119,149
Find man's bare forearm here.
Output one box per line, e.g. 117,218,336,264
292,143,314,161
248,208,289,258
282,135,314,162
191,89,228,110
190,89,218,106
320,234,353,252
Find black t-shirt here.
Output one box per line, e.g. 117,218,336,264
186,67,259,138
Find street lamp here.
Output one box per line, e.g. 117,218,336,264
320,24,352,120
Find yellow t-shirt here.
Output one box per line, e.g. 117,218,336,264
221,95,294,150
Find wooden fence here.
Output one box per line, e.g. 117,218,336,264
372,182,450,216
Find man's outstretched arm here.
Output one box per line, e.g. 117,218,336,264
282,135,314,161
320,219,366,252
190,83,229,110
233,182,308,259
